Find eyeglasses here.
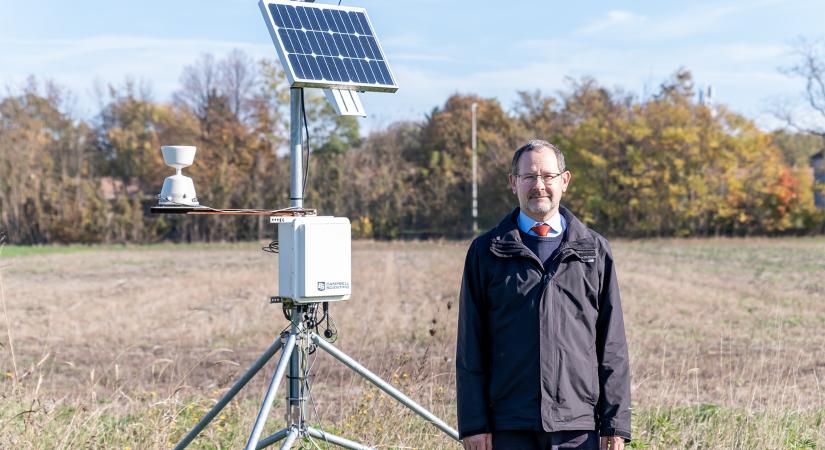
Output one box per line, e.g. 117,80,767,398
516,172,563,184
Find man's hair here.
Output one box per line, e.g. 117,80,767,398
510,139,566,175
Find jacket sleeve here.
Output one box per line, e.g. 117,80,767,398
455,239,490,439
595,240,632,440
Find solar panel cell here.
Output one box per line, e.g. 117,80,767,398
307,32,321,55
323,57,339,80
321,10,338,32
333,33,349,58
322,33,337,56
374,61,391,85
312,9,328,32
355,13,371,37
339,35,353,58
347,12,366,35
339,10,355,34
361,60,376,84
315,57,329,80
289,29,305,54
270,5,285,27
278,29,293,53
287,54,304,78
286,6,301,30
352,35,366,58
306,8,321,30
366,37,380,60
341,59,356,82
296,7,310,29
315,32,330,56
271,5,285,28
359,36,374,60
307,55,321,79
333,58,349,81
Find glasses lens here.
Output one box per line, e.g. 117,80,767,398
520,173,559,184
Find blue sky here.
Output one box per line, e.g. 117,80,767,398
1,0,822,132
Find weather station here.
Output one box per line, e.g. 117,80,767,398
150,1,460,449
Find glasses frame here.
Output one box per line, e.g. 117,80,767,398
516,172,564,185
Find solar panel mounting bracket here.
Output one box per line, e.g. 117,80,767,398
324,88,366,116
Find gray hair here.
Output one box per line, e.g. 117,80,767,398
510,139,566,175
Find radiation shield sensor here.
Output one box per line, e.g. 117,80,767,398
278,216,351,304
158,145,199,206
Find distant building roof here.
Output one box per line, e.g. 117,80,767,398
99,177,140,200
814,149,825,209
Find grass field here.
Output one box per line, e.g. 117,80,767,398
1,238,824,449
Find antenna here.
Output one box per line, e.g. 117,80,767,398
471,102,478,236
155,2,460,449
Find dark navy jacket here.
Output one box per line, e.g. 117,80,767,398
455,207,631,440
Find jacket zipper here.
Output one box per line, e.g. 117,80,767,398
528,245,578,415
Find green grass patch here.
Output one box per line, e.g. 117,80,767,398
0,242,261,258
0,244,101,257
630,404,825,449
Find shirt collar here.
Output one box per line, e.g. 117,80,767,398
517,209,566,237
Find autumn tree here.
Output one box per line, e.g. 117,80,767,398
0,78,108,244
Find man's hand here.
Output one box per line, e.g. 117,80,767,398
463,432,492,450
600,436,625,450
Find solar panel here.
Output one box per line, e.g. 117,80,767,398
259,0,398,93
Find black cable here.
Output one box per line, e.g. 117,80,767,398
301,89,311,199
262,240,279,254
303,344,330,448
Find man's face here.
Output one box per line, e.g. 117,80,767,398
508,147,572,221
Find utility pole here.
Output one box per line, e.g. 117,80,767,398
471,102,478,236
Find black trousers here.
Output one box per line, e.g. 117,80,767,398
492,430,598,450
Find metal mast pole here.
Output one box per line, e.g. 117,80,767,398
287,87,305,427
471,102,478,236
290,88,304,208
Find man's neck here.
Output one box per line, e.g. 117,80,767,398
522,208,559,224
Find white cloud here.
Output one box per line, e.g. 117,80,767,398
578,0,786,40
578,10,647,35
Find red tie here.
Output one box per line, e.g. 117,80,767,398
530,223,550,237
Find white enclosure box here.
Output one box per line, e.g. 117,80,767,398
278,217,351,303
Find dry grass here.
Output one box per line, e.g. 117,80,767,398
0,238,824,449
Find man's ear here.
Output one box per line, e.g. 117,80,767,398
508,173,517,194
561,170,572,192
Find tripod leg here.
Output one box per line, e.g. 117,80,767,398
278,426,300,450
244,332,298,450
174,338,285,450
306,426,374,450
255,427,290,449
309,333,460,442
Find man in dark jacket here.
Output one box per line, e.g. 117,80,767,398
456,140,631,450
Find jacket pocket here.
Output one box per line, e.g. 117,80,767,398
589,349,599,404
558,348,599,408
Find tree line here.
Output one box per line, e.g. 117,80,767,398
0,50,823,244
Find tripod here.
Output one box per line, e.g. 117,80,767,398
173,304,459,449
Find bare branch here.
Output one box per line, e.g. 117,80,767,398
778,37,825,138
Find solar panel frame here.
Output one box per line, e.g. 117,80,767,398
259,0,398,93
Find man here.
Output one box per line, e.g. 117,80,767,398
456,140,631,450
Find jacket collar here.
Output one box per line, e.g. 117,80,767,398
489,206,596,261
